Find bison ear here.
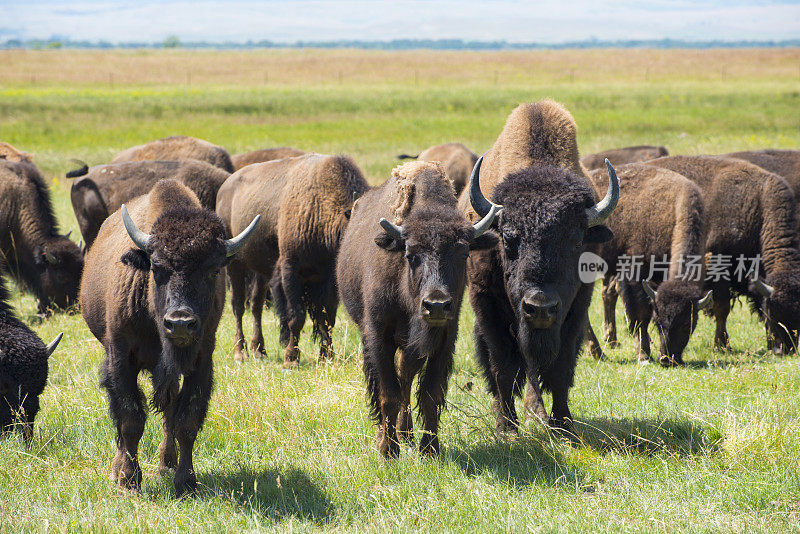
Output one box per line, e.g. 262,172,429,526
374,231,404,252
585,225,614,244
120,248,151,271
469,230,499,251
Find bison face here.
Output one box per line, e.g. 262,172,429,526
34,237,83,312
645,280,712,366
752,272,800,354
375,208,498,328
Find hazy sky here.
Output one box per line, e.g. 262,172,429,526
3,1,799,43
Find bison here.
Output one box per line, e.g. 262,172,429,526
112,135,234,173
216,153,368,365
0,160,83,312
337,160,499,457
646,155,800,354
0,142,33,163
398,143,478,196
231,147,306,171
581,145,669,172
66,159,230,250
80,179,258,496
0,256,62,440
459,100,618,433
723,150,800,211
584,163,711,366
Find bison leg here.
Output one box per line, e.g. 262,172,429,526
417,349,454,457
635,320,652,363
268,269,291,347
712,285,731,350
309,276,338,362
279,261,306,368
18,391,40,443
474,324,523,435
170,360,213,498
522,367,549,427
363,327,401,458
585,324,605,360
156,381,179,474
397,349,424,445
248,274,268,359
100,342,146,491
227,261,249,362
602,276,619,347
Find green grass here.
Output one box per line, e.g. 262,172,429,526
2,54,800,532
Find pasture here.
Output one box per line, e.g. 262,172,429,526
1,48,800,532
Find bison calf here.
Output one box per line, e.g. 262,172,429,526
81,180,258,496
338,161,499,457
397,143,479,196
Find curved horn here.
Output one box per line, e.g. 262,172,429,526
586,159,620,227
121,204,151,251
45,332,63,357
225,214,261,257
379,218,404,240
697,290,713,310
642,280,658,303
472,203,502,238
468,156,503,218
753,277,775,298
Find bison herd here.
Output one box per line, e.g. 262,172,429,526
1,99,799,497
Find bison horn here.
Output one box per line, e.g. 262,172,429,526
379,218,404,240
472,203,502,238
697,290,713,310
468,156,503,219
753,277,775,298
45,332,63,357
44,247,58,265
65,230,72,239
225,214,261,257
121,204,151,251
586,159,620,227
642,280,658,303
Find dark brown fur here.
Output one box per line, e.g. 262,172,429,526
723,150,800,213
581,145,669,171
231,147,306,171
112,136,234,173
216,153,369,365
68,159,230,249
0,160,83,312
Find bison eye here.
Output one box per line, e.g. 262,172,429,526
405,253,421,268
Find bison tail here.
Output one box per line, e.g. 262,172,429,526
396,153,419,160
66,159,89,178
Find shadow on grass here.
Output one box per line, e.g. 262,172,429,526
196,466,334,523
443,435,590,490
572,416,720,458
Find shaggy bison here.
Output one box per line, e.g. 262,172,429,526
723,150,800,210
398,143,478,196
337,160,499,456
112,135,234,173
0,257,62,440
647,155,800,354
584,163,711,366
0,142,33,163
231,147,306,171
460,100,618,433
581,145,669,171
0,160,83,312
80,180,258,496
66,159,230,250
216,153,368,365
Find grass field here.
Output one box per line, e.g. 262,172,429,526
1,49,800,532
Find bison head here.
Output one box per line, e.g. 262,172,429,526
751,271,800,354
469,157,617,362
375,206,499,328
121,204,259,352
34,236,83,313
643,279,712,366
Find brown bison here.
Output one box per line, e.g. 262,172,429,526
112,136,234,173
231,147,306,171
398,143,478,196
647,155,800,354
216,153,369,365
337,160,499,457
66,159,230,250
723,150,800,209
80,179,258,496
0,160,83,312
0,256,62,440
0,142,33,163
584,163,711,366
581,145,669,171
460,100,618,433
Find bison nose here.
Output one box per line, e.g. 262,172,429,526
521,291,560,329
163,309,199,344
421,293,453,326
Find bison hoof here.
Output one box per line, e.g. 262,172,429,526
113,463,142,491
250,342,267,359
658,355,683,368
376,428,400,458
174,471,197,498
282,359,299,370
549,417,575,437
637,353,652,364
233,349,247,363
419,434,440,457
